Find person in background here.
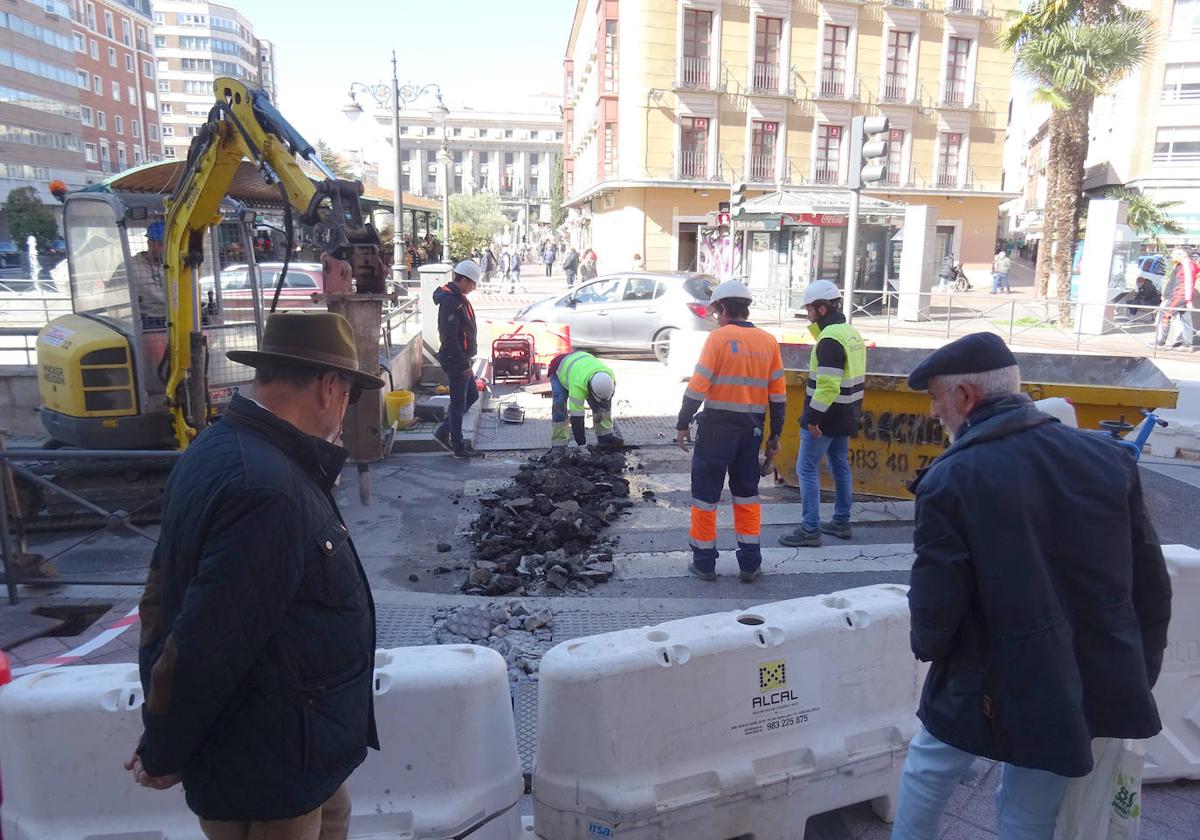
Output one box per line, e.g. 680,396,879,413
892,332,1170,840
631,253,645,271
581,248,598,281
432,261,483,459
990,248,1011,294
507,246,524,294
562,246,579,287
1157,247,1198,349
543,240,557,277
129,221,167,329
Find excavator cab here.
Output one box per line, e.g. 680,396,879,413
36,188,261,449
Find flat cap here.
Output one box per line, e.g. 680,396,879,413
907,332,1018,391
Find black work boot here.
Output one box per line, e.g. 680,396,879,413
779,528,822,548
820,520,852,540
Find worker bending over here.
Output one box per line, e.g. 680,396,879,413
676,280,786,582
548,350,623,448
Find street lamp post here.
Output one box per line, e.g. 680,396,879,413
432,101,451,263
342,59,446,280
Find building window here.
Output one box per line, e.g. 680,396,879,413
938,132,963,187
143,59,153,79
399,149,411,192
750,120,778,182
504,129,514,138
97,110,106,130
821,25,850,97
121,19,131,47
885,31,912,102
128,86,136,105
115,115,123,134
73,32,85,52
1172,0,1200,36
164,146,176,158
604,20,618,93
148,123,159,140
112,80,121,100
100,143,110,171
1153,126,1200,163
162,125,174,137
93,74,102,94
77,69,89,89
81,106,93,126
132,120,140,139
682,9,711,87
117,144,126,169
108,46,116,67
158,80,171,92
1163,63,1200,101
90,39,98,60
137,26,146,49
884,128,905,186
134,146,143,165
679,116,709,179
84,142,97,163
155,35,165,48
945,37,971,106
815,124,842,183
103,10,113,38
603,122,617,177
145,91,156,110
753,17,782,92
125,54,133,73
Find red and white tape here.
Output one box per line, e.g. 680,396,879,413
11,606,140,678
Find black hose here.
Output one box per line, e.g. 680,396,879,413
268,181,293,313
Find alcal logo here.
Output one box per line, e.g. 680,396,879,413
752,689,798,709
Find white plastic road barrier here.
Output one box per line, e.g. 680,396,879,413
666,330,709,381
348,645,524,839
0,646,523,840
1144,544,1200,782
533,584,924,840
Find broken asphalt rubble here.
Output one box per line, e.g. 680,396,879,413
431,602,554,681
463,447,635,596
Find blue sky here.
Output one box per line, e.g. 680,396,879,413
232,0,574,149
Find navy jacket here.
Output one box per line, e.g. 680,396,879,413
434,281,477,373
908,394,1171,777
137,395,378,820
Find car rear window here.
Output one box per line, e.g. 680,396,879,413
683,275,719,300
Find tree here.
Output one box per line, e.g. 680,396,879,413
3,187,57,251
550,154,566,229
449,192,507,252
1105,188,1184,249
1002,3,1153,320
313,140,354,180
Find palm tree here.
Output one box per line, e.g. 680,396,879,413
1104,187,1185,249
1002,6,1153,320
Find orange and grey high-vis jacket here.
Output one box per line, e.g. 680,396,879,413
676,321,787,436
433,282,477,371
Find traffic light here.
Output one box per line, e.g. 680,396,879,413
848,115,889,189
730,181,747,217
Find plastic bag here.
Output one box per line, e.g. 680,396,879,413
1055,738,1145,840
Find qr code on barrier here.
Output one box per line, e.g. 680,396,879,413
758,659,786,692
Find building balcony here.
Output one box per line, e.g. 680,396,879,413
752,61,781,95
944,0,989,14
883,0,931,9
820,68,846,98
939,81,978,109
880,76,913,104
678,150,709,180
748,154,777,183
936,168,961,189
813,165,841,185
677,56,712,90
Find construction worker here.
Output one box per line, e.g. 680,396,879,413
780,279,866,548
676,280,786,582
548,350,623,448
433,260,482,459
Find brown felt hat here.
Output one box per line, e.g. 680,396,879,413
227,311,385,390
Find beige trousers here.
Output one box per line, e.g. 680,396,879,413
198,784,351,840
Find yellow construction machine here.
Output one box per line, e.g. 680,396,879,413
36,78,384,451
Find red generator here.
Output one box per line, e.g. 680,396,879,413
491,333,536,384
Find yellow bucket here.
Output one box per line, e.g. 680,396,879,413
385,390,415,429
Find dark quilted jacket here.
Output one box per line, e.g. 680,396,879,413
137,394,378,821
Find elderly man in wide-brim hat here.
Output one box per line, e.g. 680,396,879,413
129,311,384,840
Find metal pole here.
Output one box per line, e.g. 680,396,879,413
843,187,861,324
391,52,405,286
441,139,451,263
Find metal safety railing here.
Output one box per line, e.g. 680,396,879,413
0,442,181,604
0,328,41,366
0,292,71,328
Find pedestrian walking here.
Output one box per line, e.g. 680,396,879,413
507,247,524,294
779,280,866,548
990,248,1011,294
631,253,645,271
480,246,497,285
130,310,385,839
891,332,1171,840
676,280,786,583
1157,247,1199,349
581,247,598,281
543,241,557,277
548,350,623,448
433,260,483,459
562,246,579,287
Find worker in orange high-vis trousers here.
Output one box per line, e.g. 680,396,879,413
675,280,787,582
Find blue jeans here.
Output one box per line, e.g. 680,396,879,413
992,272,1010,293
436,364,478,447
797,427,851,533
892,727,1070,840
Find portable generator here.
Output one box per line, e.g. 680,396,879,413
491,334,536,384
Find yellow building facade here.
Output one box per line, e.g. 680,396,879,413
563,0,1017,286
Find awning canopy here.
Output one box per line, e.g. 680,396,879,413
737,186,909,218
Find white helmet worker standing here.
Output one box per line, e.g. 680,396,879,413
800,279,842,306
709,279,754,307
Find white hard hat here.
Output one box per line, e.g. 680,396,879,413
709,279,753,305
589,371,615,401
453,260,481,283
801,279,842,305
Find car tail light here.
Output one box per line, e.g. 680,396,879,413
687,302,710,319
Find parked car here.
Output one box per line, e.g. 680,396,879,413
514,271,719,363
40,238,67,257
0,240,20,268
199,262,325,320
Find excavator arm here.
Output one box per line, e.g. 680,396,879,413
161,76,383,448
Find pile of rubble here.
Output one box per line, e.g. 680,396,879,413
431,602,555,680
462,448,635,596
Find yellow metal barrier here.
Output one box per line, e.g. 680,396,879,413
775,345,1179,499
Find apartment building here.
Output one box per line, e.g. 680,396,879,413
563,0,1017,280
151,0,273,161
70,0,162,179
0,0,87,233
363,100,563,235
1081,0,1200,245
